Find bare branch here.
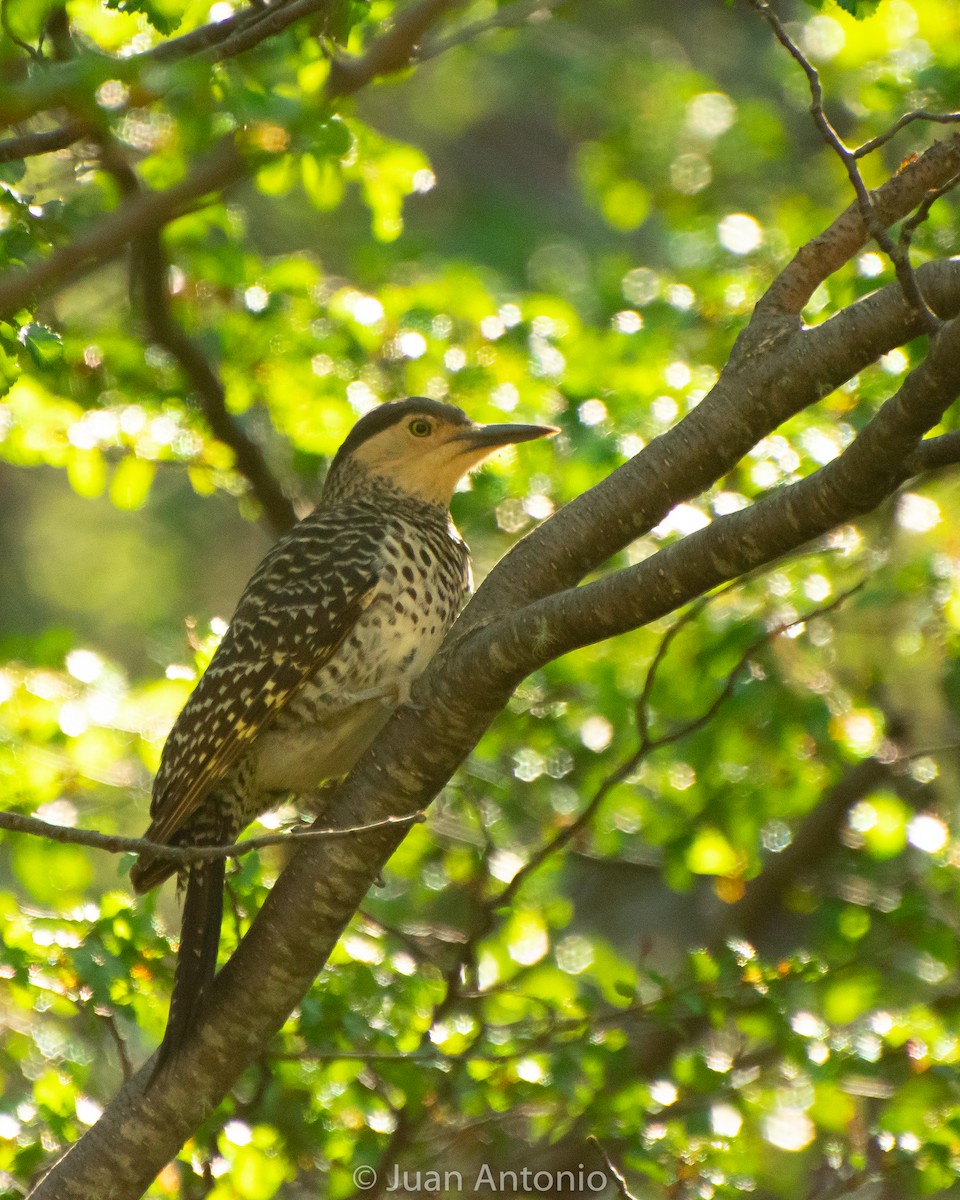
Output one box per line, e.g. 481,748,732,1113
461,254,960,643
855,109,960,159
0,2,336,129
96,1008,134,1084
587,1138,640,1200
493,585,863,915
899,169,960,251
420,0,561,60
325,0,466,99
1,0,44,61
137,225,298,533
0,808,422,863
749,0,940,332
470,309,960,678
719,758,896,944
143,0,334,66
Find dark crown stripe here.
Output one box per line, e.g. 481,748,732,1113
331,398,470,468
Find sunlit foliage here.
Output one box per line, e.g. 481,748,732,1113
4,1,960,1197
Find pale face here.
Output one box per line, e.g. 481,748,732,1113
351,411,550,505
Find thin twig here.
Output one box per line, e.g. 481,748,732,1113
0,809,423,864
493,582,864,913
96,1008,134,1082
420,0,560,60
144,0,334,66
137,225,298,533
1,0,44,61
749,0,940,334
325,0,465,99
587,1137,639,1200
633,593,712,745
855,109,960,159
97,113,297,535
900,170,960,253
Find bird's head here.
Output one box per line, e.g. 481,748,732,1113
324,398,557,506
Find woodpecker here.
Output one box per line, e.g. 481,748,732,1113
131,398,554,1071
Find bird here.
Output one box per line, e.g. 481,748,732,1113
130,397,555,1072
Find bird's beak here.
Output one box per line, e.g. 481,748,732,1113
454,421,559,452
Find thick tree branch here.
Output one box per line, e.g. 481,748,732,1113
907,430,960,473
461,254,960,631
477,312,960,674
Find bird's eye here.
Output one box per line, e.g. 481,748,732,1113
408,418,432,438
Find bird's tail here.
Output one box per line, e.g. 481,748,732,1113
150,858,225,1080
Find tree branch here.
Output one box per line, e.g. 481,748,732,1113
475,311,960,676
92,132,297,533
143,0,334,67
458,254,960,634
0,1,336,128
0,136,247,320
0,118,87,163
325,0,466,99
0,808,421,863
755,134,960,321
906,430,960,474
749,0,940,331
136,225,298,533
587,1138,639,1200
30,298,956,1196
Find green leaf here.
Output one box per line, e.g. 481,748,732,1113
103,0,181,34
19,323,63,369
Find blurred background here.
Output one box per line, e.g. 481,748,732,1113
5,0,960,1196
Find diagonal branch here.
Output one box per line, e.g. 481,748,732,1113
475,311,960,676
30,297,958,1197
492,584,863,916
144,0,335,66
94,133,297,533
460,251,960,636
755,134,960,321
0,0,484,319
137,226,298,533
0,1,336,127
